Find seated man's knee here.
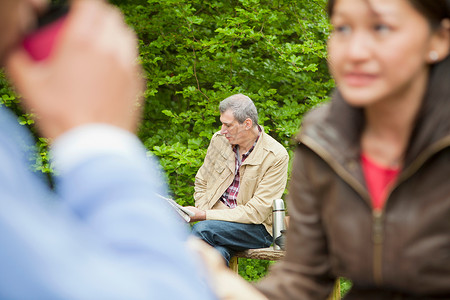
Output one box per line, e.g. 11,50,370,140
192,221,220,248
192,220,214,237
192,220,229,243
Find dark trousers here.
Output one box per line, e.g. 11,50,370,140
191,220,272,265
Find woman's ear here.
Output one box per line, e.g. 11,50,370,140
427,19,450,64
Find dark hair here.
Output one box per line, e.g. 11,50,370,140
407,0,450,28
327,0,450,26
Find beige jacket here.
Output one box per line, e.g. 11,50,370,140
194,128,289,235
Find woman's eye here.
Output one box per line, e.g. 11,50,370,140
374,23,390,33
334,25,351,34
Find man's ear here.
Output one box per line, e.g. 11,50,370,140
427,19,450,63
245,118,252,130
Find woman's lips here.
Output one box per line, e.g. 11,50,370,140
343,72,378,87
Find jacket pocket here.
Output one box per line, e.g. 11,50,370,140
214,163,226,174
241,165,261,181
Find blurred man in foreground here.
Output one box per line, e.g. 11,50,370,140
0,0,215,299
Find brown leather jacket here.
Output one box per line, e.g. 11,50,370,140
257,94,450,299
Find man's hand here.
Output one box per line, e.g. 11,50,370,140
6,0,144,140
185,206,206,222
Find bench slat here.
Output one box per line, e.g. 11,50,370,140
234,248,285,260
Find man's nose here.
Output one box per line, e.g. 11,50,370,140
220,124,227,134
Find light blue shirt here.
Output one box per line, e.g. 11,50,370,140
0,107,216,300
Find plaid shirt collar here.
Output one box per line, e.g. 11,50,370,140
220,126,261,209
232,125,261,165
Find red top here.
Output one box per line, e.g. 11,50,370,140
361,154,400,211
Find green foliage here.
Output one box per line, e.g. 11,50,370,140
115,0,333,206
340,277,353,296
152,142,205,204
0,1,333,199
0,71,52,176
238,258,274,282
1,0,333,199
0,71,22,117
238,257,354,296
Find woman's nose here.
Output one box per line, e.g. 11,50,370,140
346,31,372,62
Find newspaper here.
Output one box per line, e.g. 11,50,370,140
157,194,195,222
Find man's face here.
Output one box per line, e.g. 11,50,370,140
219,109,248,146
0,0,46,65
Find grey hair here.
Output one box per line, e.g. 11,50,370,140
219,94,258,126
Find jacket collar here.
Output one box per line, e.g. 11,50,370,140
218,126,272,166
241,126,273,166
297,94,367,197
217,126,268,172
298,88,450,185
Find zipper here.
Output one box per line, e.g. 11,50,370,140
300,134,450,287
372,210,384,285
370,136,450,284
301,136,388,284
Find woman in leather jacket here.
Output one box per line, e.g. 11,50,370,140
256,0,450,299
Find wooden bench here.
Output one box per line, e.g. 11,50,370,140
229,247,284,272
230,248,341,300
